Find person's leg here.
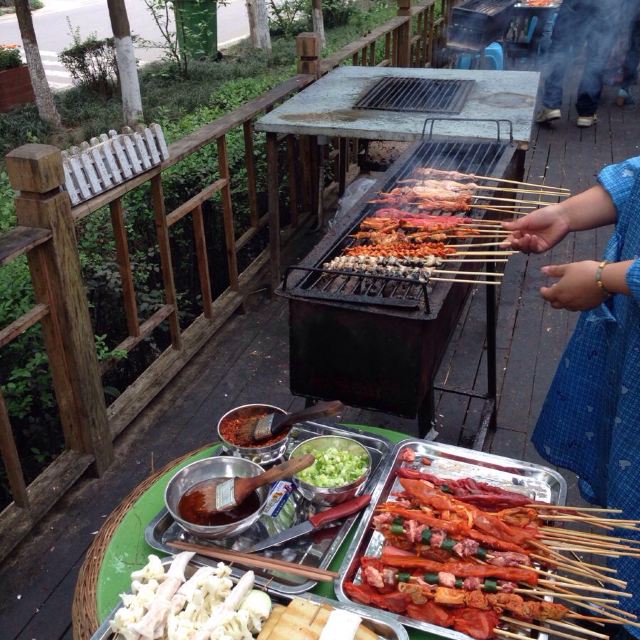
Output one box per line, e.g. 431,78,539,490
540,0,580,110
620,18,640,93
575,5,617,119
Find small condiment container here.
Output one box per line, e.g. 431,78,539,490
216,403,290,465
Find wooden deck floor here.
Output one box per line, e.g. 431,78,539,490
2,78,640,640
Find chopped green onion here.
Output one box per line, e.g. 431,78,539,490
390,523,404,535
294,447,369,488
455,579,464,589
421,528,432,543
440,484,451,494
393,517,404,526
424,573,439,584
397,572,411,583
483,579,498,593
441,538,455,551
476,547,487,560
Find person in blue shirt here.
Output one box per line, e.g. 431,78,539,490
502,156,640,637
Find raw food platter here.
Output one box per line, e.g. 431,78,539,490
145,421,392,595
335,439,567,640
91,557,410,640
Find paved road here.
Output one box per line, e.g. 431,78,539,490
0,0,250,89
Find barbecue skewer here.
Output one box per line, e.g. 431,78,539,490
496,625,587,640
529,504,624,514
501,616,600,640
430,277,501,286
472,174,570,193
472,194,560,206
541,526,640,546
397,179,568,198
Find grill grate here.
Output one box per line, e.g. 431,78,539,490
354,78,476,114
456,0,515,15
284,139,509,313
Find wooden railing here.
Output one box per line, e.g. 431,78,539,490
0,0,455,561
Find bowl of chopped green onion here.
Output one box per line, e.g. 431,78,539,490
288,435,371,506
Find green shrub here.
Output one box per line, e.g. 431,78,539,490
0,45,22,71
59,23,120,97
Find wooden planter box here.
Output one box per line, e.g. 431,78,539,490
0,65,35,112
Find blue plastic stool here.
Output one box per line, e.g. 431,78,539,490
456,42,504,70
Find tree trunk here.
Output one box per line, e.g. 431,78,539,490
107,0,144,126
246,0,271,52
13,0,61,127
311,0,325,49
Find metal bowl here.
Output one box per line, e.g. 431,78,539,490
216,404,290,465
289,435,371,506
164,456,268,539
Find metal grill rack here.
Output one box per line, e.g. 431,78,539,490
354,78,476,115
448,0,517,50
284,138,507,313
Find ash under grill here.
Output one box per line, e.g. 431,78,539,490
354,78,476,115
284,138,508,314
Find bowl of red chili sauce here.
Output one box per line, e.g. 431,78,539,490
217,403,290,465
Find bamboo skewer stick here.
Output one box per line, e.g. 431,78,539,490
451,242,511,248
500,618,587,640
548,545,640,558
545,619,610,640
442,258,509,263
475,206,528,216
453,250,516,256
553,584,639,624
543,532,640,552
473,174,570,192
434,269,504,276
541,527,640,546
540,515,615,530
472,194,561,206
519,564,623,591
537,579,630,597
529,550,623,585
529,504,624,514
429,277,501,286
397,179,567,197
167,539,338,582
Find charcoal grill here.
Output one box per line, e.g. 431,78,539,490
448,0,517,50
354,78,476,115
280,132,520,440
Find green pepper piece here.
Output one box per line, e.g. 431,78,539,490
390,523,404,535
397,572,411,583
476,546,487,560
393,517,404,526
455,579,464,589
440,484,452,493
441,538,456,551
483,579,498,593
421,528,432,543
424,573,439,584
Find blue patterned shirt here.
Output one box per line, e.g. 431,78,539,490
532,156,640,631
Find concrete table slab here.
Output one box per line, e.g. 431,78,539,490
255,66,540,147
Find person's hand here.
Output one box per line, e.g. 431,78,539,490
540,261,607,311
501,205,571,253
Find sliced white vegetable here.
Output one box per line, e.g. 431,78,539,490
319,609,362,640
170,566,214,614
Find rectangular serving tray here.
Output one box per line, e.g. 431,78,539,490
335,438,567,640
91,558,410,640
145,421,392,596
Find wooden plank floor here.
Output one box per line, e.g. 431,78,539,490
1,79,639,640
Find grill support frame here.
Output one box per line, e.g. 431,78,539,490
280,136,522,441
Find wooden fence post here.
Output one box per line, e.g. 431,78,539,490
396,0,412,67
296,32,321,78
5,144,114,475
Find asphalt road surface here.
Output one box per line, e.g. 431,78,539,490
0,0,250,89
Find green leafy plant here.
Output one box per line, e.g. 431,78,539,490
0,45,22,71
58,20,120,97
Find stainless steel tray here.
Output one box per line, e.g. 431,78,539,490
91,557,410,640
335,438,567,640
145,421,392,595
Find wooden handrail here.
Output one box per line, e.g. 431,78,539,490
0,226,51,266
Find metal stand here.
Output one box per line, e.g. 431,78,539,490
427,264,498,448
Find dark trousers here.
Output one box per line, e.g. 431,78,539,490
621,17,640,91
542,0,616,115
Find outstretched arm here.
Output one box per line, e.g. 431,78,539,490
501,185,617,253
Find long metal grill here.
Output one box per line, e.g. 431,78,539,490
455,0,516,15
354,78,476,115
284,139,508,313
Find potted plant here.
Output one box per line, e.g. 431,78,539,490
0,44,35,112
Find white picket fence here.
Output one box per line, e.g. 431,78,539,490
62,124,169,206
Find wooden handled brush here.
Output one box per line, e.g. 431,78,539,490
181,454,315,517
236,400,344,446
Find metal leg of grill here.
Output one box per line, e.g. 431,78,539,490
417,386,435,439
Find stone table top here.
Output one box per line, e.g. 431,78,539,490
255,66,540,147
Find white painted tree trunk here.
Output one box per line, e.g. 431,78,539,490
114,35,144,126
246,0,271,53
14,0,61,127
311,0,325,49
